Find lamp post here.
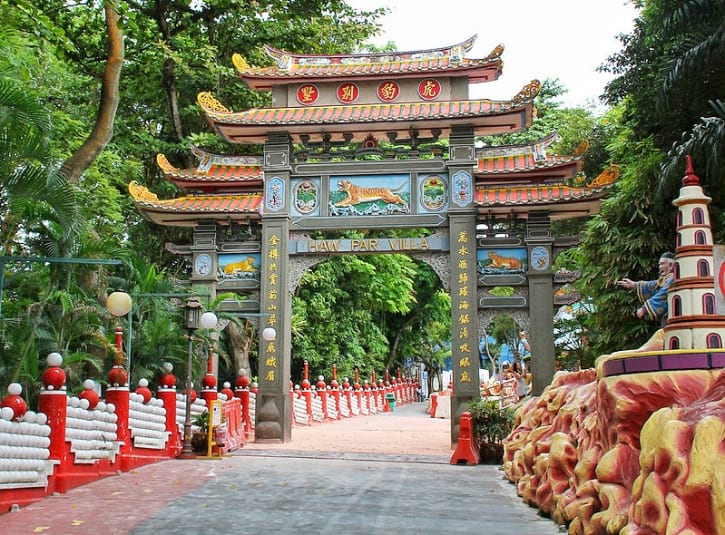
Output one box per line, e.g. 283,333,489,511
106,291,132,386
180,296,217,459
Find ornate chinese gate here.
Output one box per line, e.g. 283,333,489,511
132,37,617,444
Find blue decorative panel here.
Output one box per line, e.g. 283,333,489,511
477,248,528,274
451,170,472,207
328,174,410,216
218,253,261,280
418,173,448,212
291,178,321,217
265,176,285,212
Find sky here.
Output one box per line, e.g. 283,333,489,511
347,0,639,109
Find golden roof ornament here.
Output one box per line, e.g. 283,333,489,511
588,164,620,187
513,80,542,104
197,92,231,113
483,44,504,62
573,140,590,157
128,180,159,202
231,54,251,72
156,154,178,174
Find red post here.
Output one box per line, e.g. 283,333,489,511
450,411,480,465
234,369,252,437
301,361,312,420
201,349,218,408
201,347,217,394
157,386,181,457
380,379,389,412
316,375,329,420
38,353,68,470
104,327,131,468
342,376,352,417
330,365,341,419
105,385,130,470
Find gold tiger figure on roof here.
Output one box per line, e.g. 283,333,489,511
334,180,406,207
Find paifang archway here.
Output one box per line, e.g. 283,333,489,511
131,36,618,444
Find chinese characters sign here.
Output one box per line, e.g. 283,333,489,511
450,220,478,392
296,84,319,105
337,82,359,104
417,79,441,100
376,81,400,102
262,233,281,384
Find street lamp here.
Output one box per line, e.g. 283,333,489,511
262,326,276,342
106,291,132,386
180,297,217,458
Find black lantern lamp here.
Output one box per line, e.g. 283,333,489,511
180,296,202,458
185,296,202,332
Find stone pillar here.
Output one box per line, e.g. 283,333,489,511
256,133,293,441
447,126,479,444
448,215,478,437
526,211,556,395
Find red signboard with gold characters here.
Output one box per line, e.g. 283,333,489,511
418,79,441,100
376,81,400,102
336,82,359,104
296,84,319,105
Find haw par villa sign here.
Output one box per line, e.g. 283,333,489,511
290,236,447,254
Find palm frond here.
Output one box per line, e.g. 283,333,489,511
659,99,725,190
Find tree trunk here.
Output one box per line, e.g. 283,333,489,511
227,319,253,377
163,57,185,143
60,1,124,183
385,329,402,369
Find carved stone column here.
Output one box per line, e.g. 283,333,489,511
447,126,478,444
256,133,293,442
526,212,556,395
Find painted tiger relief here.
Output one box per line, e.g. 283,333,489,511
333,180,406,207
487,252,523,270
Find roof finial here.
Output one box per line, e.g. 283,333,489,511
682,155,700,186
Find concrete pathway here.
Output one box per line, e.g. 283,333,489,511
3,402,560,534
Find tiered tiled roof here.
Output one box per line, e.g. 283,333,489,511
129,180,261,227
475,136,588,184
156,150,263,191
233,35,503,90
474,164,619,219
132,36,616,226
198,81,539,144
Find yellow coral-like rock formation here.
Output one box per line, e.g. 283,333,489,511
503,368,724,534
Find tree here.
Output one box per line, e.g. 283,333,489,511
487,314,526,365
59,1,124,183
0,76,80,254
577,0,724,356
0,1,386,394
657,0,725,199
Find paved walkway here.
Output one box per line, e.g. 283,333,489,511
3,402,560,534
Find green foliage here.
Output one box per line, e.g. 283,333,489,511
488,286,515,297
574,0,723,358
468,398,516,444
487,314,522,360
193,410,209,433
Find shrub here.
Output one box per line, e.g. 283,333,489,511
468,398,516,444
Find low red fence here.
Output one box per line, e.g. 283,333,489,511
0,356,419,515
0,353,245,514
